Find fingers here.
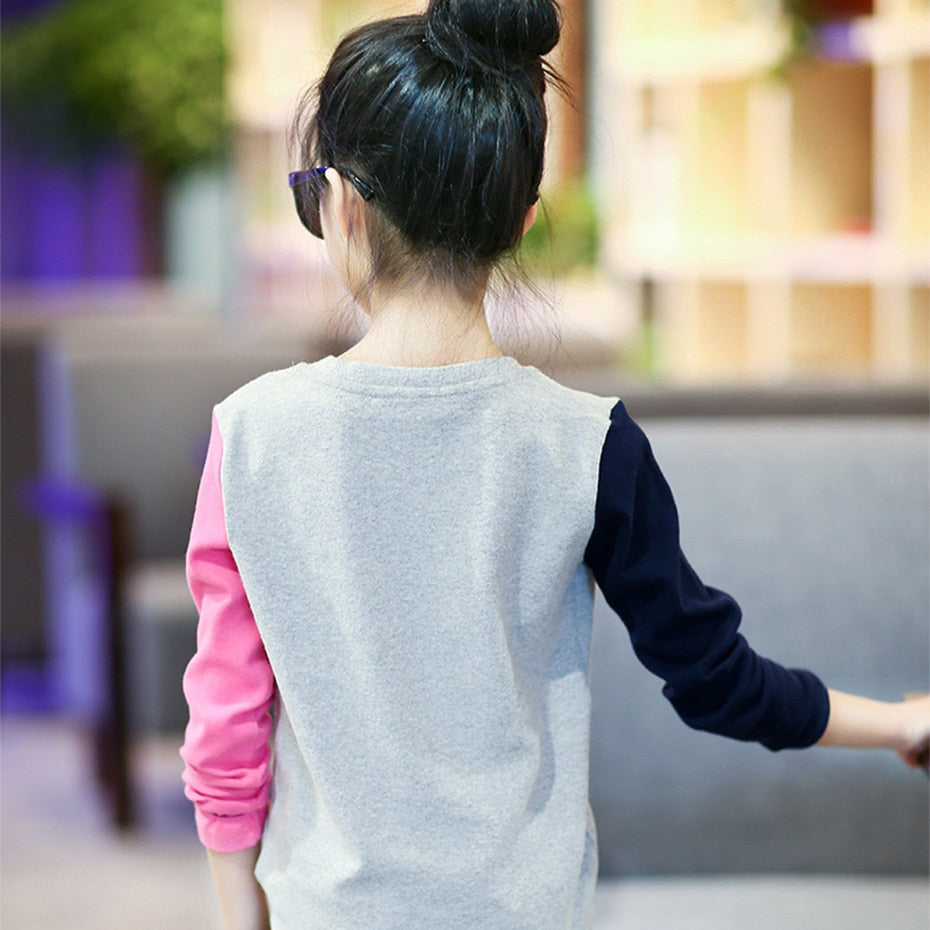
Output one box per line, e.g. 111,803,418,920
898,747,929,771
901,693,930,773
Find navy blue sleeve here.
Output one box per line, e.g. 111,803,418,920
583,401,829,751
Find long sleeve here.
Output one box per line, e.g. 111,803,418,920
180,413,276,852
584,401,830,751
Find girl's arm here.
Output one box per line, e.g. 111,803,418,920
181,413,275,923
586,405,930,763
207,846,270,930
585,407,830,751
818,690,930,769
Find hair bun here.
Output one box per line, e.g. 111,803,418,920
425,0,561,71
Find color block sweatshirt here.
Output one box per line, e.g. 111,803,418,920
181,355,829,929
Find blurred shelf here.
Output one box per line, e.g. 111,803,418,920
851,11,930,60
609,233,930,283
609,23,788,83
595,1,930,382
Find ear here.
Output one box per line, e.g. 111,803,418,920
324,168,366,242
521,202,539,238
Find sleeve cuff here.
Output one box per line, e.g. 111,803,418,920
195,807,267,852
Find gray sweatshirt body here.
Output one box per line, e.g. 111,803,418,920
216,356,616,928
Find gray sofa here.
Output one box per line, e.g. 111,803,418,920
585,411,929,877
8,308,927,874
20,310,342,727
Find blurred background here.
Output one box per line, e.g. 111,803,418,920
1,1,928,928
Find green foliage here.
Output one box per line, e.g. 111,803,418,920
770,0,818,76
520,179,599,279
1,0,226,174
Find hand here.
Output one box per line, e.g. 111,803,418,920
818,689,929,770
899,693,930,772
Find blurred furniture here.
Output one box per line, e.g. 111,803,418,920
1,333,48,665
2,290,343,827
581,379,929,876
19,478,135,825
593,1,929,381
1,284,218,670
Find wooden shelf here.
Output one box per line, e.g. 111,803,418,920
788,59,873,236
595,2,930,381
852,11,930,61
609,24,787,82
611,233,929,283
651,278,928,382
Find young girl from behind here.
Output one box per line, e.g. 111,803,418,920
181,2,930,927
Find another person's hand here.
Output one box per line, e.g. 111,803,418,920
899,693,930,772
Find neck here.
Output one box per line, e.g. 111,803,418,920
340,280,502,368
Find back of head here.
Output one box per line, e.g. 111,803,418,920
292,0,562,296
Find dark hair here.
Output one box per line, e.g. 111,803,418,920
291,0,562,298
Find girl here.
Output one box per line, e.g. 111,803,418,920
180,2,930,928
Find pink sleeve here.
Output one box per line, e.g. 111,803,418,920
180,412,275,852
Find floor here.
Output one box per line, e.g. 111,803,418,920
2,714,927,930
